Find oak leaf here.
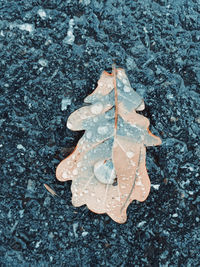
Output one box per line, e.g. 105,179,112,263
56,66,162,223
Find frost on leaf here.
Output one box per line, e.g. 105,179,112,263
56,66,162,223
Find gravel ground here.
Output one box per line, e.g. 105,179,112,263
0,0,200,266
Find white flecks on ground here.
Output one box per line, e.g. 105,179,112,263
63,19,75,45
79,0,91,5
126,57,137,70
17,23,35,33
82,231,89,237
37,9,47,19
91,102,103,114
61,97,72,111
172,213,178,218
17,144,26,151
143,26,148,33
38,59,48,67
137,221,146,228
166,93,174,100
73,222,79,238
48,232,54,239
35,240,42,248
10,221,19,234
27,179,35,192
19,210,24,218
45,38,52,46
188,166,194,172
151,184,160,190
43,196,51,207
0,30,5,37
7,210,12,219
179,178,190,188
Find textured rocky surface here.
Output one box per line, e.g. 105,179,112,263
0,0,199,266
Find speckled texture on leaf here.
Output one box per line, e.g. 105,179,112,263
56,67,161,223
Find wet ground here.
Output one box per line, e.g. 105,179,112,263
0,0,200,266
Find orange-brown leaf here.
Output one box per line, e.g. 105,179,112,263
56,66,161,223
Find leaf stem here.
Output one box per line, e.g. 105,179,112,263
112,64,118,135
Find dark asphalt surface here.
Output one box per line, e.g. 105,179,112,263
0,0,200,266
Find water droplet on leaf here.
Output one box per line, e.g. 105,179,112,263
91,102,103,114
123,85,131,92
94,159,116,185
126,151,134,158
97,126,108,135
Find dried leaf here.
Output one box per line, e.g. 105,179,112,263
44,183,57,196
56,65,162,223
